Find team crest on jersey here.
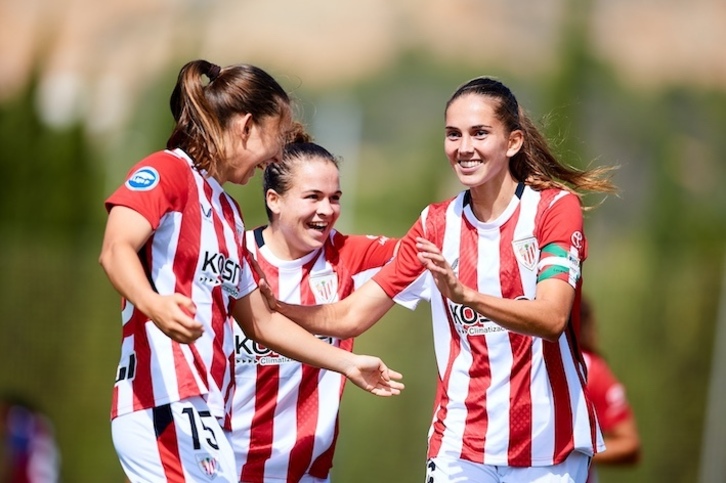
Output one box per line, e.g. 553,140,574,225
196,454,218,479
512,236,539,271
125,166,160,191
309,270,338,304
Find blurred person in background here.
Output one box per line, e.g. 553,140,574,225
579,296,641,483
263,76,618,482
0,395,60,483
231,128,399,483
99,59,403,483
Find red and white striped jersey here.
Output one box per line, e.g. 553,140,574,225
372,185,604,467
105,149,257,421
231,227,397,482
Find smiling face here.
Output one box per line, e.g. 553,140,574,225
223,111,292,185
266,157,341,260
444,93,522,191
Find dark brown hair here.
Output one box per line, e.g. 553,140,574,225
262,124,341,221
447,77,617,200
166,59,291,180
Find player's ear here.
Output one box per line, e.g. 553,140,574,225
266,189,282,216
507,129,523,157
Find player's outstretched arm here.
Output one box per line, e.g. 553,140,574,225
274,281,396,339
233,288,404,396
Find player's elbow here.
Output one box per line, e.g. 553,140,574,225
540,315,568,342
622,437,642,465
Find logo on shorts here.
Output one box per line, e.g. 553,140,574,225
125,167,160,191
196,454,218,479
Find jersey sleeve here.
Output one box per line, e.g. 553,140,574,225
371,215,430,310
235,221,259,300
586,352,634,432
104,151,189,230
332,232,399,288
536,191,586,288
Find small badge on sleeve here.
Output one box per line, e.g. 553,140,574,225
125,167,160,191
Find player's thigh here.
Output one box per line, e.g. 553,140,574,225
112,396,238,482
425,457,499,483
500,451,591,483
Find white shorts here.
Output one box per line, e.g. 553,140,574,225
240,476,330,483
112,396,238,482
425,451,591,483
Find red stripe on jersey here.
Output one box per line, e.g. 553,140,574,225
309,419,340,478
288,365,320,482
460,214,491,462
110,387,119,420
308,335,353,478
208,186,232,396
166,175,204,399
240,364,280,481
132,317,154,412
241,256,280,482
543,340,575,461
155,410,184,482
507,332,534,465
287,257,324,481
499,202,535,465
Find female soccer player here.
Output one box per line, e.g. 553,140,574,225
231,129,399,483
99,59,403,483
267,77,617,482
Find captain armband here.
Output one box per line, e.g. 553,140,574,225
536,243,581,287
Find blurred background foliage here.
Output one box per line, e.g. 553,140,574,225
1,4,726,483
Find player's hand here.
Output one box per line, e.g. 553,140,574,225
344,355,404,397
146,293,204,344
416,237,467,304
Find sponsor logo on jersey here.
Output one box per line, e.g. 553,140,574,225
446,296,529,336
235,333,334,366
570,230,583,250
512,236,539,271
196,454,218,479
125,167,160,191
199,251,241,296
447,300,506,336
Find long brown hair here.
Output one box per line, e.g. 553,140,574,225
446,77,617,201
166,59,291,180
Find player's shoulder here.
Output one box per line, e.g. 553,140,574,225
535,186,582,210
124,150,190,187
428,192,462,212
329,229,390,248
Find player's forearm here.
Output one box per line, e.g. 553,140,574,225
595,424,641,465
250,311,357,373
459,282,572,341
277,301,359,338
